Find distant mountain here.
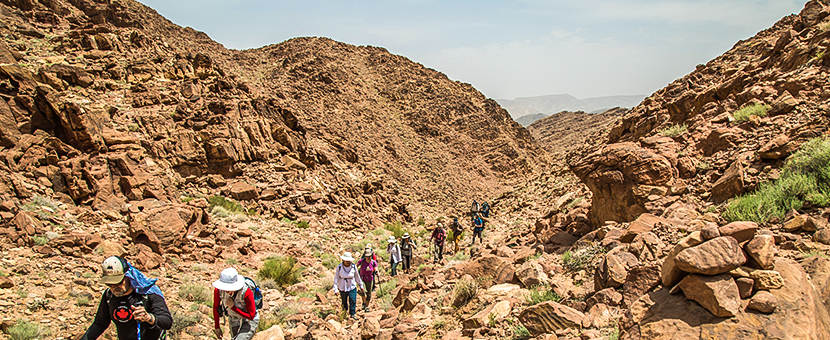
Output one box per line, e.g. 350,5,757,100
515,113,551,127
496,94,645,119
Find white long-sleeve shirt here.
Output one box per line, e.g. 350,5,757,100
333,263,364,292
387,243,402,264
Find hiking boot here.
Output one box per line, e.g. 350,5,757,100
363,306,369,312
351,314,359,320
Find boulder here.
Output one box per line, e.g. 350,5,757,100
718,221,758,243
129,204,199,254
621,214,676,243
783,215,817,233
230,181,258,201
700,223,720,240
735,277,754,299
463,300,512,329
661,231,705,287
255,324,285,340
0,276,13,289
516,261,549,288
711,161,745,204
814,228,830,245
392,318,419,340
678,274,741,317
585,288,623,311
518,301,584,336
749,270,784,290
360,316,381,339
622,264,661,308
675,236,746,275
744,235,776,270
747,290,777,314
594,248,639,290
629,232,665,262
11,211,44,236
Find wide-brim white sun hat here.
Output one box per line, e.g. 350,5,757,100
340,251,355,262
387,236,396,243
212,267,246,291
402,232,410,239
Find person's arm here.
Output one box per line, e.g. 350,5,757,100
79,292,111,340
230,289,257,320
146,293,173,330
332,265,340,291
212,288,221,329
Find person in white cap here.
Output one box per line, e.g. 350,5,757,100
80,256,172,340
386,236,402,276
212,268,259,339
332,251,364,319
400,233,417,274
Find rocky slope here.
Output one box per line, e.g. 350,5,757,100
527,108,626,161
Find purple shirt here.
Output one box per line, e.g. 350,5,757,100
357,258,378,282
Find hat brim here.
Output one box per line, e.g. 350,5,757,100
101,274,125,285
387,239,396,243
340,255,355,262
212,276,245,291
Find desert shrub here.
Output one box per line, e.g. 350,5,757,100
32,236,48,246
724,137,830,223
178,283,210,304
211,206,230,218
384,221,409,239
257,312,279,332
732,103,770,122
417,216,425,225
296,220,309,229
168,310,199,339
658,123,687,137
208,195,247,215
452,276,479,306
450,251,470,262
321,253,339,269
511,323,530,339
225,258,239,265
525,285,562,305
562,245,606,271
7,319,49,340
259,256,302,287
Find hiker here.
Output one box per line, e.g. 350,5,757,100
387,236,402,276
332,251,364,319
357,248,379,312
211,268,259,340
471,199,481,214
400,233,418,274
449,217,463,254
80,256,172,340
430,223,447,263
364,244,379,262
471,212,488,245
481,202,491,218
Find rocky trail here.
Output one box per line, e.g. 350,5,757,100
3,0,830,340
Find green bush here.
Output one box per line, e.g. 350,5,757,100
321,253,339,269
296,220,310,229
511,324,530,339
377,278,398,299
32,236,48,246
259,256,302,287
208,195,247,215
7,319,49,340
724,137,830,223
562,245,606,271
384,221,409,239
732,103,770,123
658,123,687,137
525,285,562,305
178,283,210,304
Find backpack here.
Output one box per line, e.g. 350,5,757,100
232,276,264,310
401,240,413,255
474,215,483,227
433,228,446,243
471,200,480,213
481,203,490,217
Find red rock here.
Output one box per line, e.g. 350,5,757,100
516,261,549,288
718,221,758,243
676,236,746,276
629,232,665,262
735,277,754,299
744,235,776,270
585,288,623,311
594,248,639,290
519,301,584,336
230,181,258,201
621,213,675,243
622,264,661,308
0,276,13,289
747,290,777,314
700,223,720,240
661,231,705,287
749,270,784,290
783,215,817,232
711,161,744,204
815,228,830,245
678,274,741,317
11,211,43,236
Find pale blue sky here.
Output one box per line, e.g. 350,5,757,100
138,0,806,100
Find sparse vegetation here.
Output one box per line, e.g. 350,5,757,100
225,258,239,265
450,250,470,262
208,195,248,215
384,221,409,239
259,256,302,287
512,323,530,339
525,285,562,305
178,283,211,304
32,236,48,246
452,275,479,306
167,310,199,340
658,123,687,137
731,103,770,123
6,319,49,340
321,253,339,269
724,137,830,223
562,245,606,271
802,250,830,260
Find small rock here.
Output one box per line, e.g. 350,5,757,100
0,277,13,289
718,221,758,243
813,228,830,245
750,270,784,290
747,290,777,314
701,223,721,240
744,235,776,270
735,277,754,299
676,236,746,275
518,301,584,335
678,273,741,318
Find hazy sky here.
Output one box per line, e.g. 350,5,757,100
138,0,806,100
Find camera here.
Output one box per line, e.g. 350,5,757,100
132,300,144,308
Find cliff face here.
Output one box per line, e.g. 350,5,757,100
569,0,830,226
0,0,546,227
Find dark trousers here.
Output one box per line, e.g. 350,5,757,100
390,261,399,276
402,253,412,271
339,289,357,316
434,242,444,262
362,279,374,307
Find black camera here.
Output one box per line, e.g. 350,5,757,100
132,300,144,308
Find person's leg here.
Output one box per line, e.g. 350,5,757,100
364,280,373,309
403,255,410,272
229,320,241,338
438,243,444,261
232,319,259,340
340,290,349,313
348,288,357,317
390,261,397,276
